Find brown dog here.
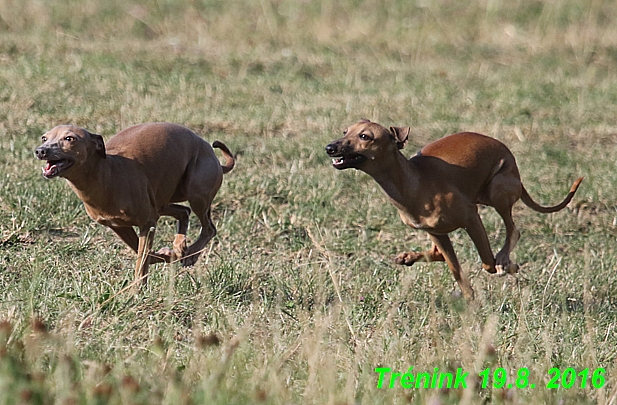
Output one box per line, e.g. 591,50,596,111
325,119,582,299
35,122,234,288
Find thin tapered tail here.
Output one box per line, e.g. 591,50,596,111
212,141,235,174
521,177,583,213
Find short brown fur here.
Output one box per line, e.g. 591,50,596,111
35,122,234,289
326,120,582,300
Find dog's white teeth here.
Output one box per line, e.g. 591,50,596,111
332,158,343,164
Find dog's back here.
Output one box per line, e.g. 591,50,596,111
412,132,520,199
418,132,514,168
107,122,213,160
104,122,221,207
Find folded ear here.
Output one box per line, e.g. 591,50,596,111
90,133,106,158
359,118,371,123
390,126,409,149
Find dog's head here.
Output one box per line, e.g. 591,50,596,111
35,125,106,179
325,119,409,170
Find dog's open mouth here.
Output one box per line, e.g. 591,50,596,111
331,153,367,170
42,159,75,178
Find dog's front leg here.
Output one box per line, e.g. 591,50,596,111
134,224,157,289
395,243,445,266
110,226,138,252
428,233,474,300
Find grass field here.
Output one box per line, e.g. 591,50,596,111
0,0,616,403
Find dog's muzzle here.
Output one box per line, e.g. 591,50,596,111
35,146,75,178
325,141,367,170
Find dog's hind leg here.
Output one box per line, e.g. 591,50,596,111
463,211,498,274
484,172,522,275
493,204,520,275
159,204,191,262
182,198,217,267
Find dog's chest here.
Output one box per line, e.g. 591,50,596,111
96,216,132,227
398,210,424,229
398,210,443,230
85,205,140,227
394,194,459,232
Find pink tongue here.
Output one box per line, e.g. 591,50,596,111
43,162,58,176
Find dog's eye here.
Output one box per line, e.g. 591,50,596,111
64,136,74,142
41,136,47,142
343,129,348,135
359,133,370,140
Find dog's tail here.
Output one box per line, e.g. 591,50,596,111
212,141,235,174
521,177,583,213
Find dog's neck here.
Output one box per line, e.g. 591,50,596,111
362,151,418,208
62,157,110,208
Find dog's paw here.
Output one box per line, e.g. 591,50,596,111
495,262,519,277
150,248,173,264
394,252,421,266
172,234,187,261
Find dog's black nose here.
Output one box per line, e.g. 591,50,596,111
325,143,336,155
35,147,47,159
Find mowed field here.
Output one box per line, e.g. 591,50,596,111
0,0,616,403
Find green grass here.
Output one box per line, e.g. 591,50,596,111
0,0,616,403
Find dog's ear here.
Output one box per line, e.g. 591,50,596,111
390,126,409,149
359,118,371,123
90,133,106,159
